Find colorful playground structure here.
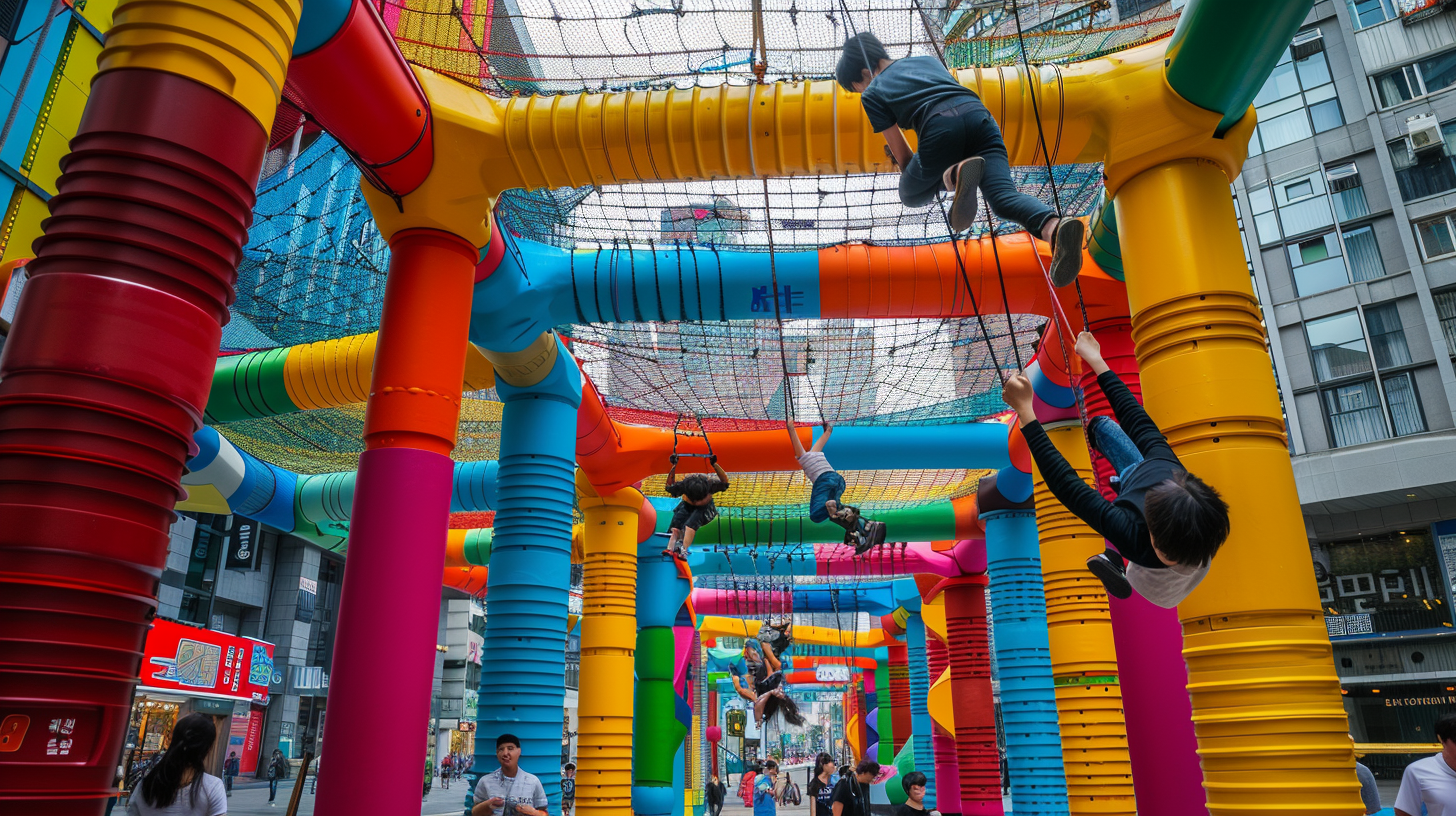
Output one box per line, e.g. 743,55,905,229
0,1,1373,814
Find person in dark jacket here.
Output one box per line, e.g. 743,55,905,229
706,774,727,816
836,32,1084,287
1002,331,1231,608
267,748,289,803
223,751,240,796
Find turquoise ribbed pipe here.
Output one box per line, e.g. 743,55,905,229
907,612,935,810
472,344,582,814
983,510,1067,814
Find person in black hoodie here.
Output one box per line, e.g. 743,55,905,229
1001,331,1231,609
706,774,726,816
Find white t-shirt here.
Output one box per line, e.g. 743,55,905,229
129,773,226,816
1126,561,1208,609
474,767,548,816
1396,753,1456,815
797,451,833,484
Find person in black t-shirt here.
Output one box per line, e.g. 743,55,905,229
1002,331,1232,608
895,771,928,816
807,753,835,816
834,32,1085,288
662,455,731,560
830,760,878,816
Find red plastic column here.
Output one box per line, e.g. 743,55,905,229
1081,318,1206,814
888,638,911,755
943,577,1002,816
315,229,477,816
0,70,271,812
926,636,963,815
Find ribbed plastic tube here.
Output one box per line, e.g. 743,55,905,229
634,532,691,816
927,635,962,815
473,344,582,813
906,613,936,810
983,510,1069,815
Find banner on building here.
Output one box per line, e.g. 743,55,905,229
141,619,275,704
224,518,261,570
1313,528,1454,637
296,575,317,624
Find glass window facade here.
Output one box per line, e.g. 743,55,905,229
1348,0,1396,29
1435,288,1456,355
1389,121,1456,201
1322,378,1388,446
1416,213,1456,258
1343,225,1386,282
1309,311,1374,381
1375,50,1456,109
1313,528,1451,635
1383,370,1428,436
1290,232,1350,296
1366,303,1413,369
1249,38,1343,155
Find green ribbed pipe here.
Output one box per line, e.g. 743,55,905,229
1164,0,1317,134
207,347,298,422
462,528,494,566
1087,196,1124,282
689,502,957,545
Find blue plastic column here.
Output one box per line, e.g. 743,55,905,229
982,510,1068,815
907,612,936,811
471,346,582,814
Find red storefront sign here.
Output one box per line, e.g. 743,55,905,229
227,706,267,775
141,619,275,705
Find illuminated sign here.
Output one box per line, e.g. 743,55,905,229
141,619,275,704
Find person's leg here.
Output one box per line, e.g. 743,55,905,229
1086,416,1144,485
966,112,1056,237
269,779,278,801
897,150,948,209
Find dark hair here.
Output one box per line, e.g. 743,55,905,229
139,713,217,809
1143,471,1230,568
764,759,779,770
855,759,880,777
1437,712,1456,743
671,473,719,502
835,33,890,92
497,733,521,750
760,691,807,727
814,752,834,777
565,762,576,771
902,771,926,793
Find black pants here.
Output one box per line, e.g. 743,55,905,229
708,802,723,816
898,97,1057,236
269,778,279,801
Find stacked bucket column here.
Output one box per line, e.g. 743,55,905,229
473,332,583,812
1031,422,1135,815
981,496,1069,815
887,635,911,755
1078,319,1204,814
0,2,299,810
925,635,961,815
317,226,479,815
942,577,1002,816
575,474,643,816
634,537,692,816
1116,159,1363,813
906,612,936,810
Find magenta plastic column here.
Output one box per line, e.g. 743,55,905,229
1084,318,1206,814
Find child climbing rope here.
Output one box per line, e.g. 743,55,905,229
662,454,731,560
1000,331,1231,608
732,635,806,727
835,32,1084,287
786,412,886,555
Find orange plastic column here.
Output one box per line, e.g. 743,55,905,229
363,228,479,453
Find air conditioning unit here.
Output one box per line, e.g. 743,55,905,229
1290,29,1325,61
1407,113,1445,153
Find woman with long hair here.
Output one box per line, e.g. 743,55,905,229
129,713,225,815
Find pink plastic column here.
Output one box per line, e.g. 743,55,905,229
1085,318,1206,814
315,447,453,814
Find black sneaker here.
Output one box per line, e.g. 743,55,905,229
1086,551,1132,599
852,531,873,555
946,157,985,233
1107,475,1122,496
1049,217,1086,288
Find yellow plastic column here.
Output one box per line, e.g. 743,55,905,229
1115,159,1362,815
1031,421,1135,816
575,472,643,816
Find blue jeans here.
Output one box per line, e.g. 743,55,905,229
269,779,279,801
1087,416,1143,485
808,472,846,523
898,97,1058,236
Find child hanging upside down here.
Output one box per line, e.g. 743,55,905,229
836,32,1085,288
1001,331,1232,608
786,412,886,555
662,454,731,560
